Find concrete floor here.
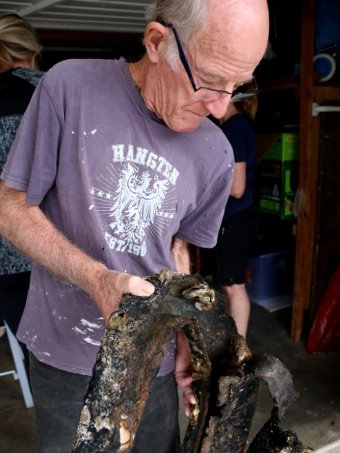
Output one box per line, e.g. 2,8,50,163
246,304,340,452
1,302,340,453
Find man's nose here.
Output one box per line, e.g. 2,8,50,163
203,96,231,119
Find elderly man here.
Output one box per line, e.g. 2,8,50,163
0,0,269,451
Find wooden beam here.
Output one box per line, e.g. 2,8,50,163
291,0,317,342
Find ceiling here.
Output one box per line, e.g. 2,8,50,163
0,0,153,33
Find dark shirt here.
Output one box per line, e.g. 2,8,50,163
221,113,256,220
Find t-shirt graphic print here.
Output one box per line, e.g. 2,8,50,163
90,143,179,258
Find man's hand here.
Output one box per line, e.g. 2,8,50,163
175,330,196,416
0,183,154,324
91,269,155,323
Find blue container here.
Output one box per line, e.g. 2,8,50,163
245,251,292,302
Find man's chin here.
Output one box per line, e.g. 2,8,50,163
167,117,205,133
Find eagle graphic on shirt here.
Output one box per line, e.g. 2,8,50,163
109,163,168,241
90,161,176,257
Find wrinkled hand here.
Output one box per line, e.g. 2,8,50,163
175,330,196,416
91,268,155,323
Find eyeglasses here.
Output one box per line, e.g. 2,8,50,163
162,21,258,102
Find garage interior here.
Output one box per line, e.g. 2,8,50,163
0,0,339,452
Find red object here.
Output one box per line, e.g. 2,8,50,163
306,267,340,353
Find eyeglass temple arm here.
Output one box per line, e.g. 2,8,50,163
157,20,197,91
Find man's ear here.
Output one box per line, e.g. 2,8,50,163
144,21,170,63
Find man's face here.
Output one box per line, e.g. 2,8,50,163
154,35,254,132
150,1,269,133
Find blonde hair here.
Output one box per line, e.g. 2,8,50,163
0,14,42,71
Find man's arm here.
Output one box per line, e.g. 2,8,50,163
0,182,154,322
171,236,197,413
175,329,196,416
171,236,190,274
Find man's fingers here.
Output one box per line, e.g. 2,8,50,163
188,393,196,406
183,388,196,405
176,375,192,388
183,391,197,416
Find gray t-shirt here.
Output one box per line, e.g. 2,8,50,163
2,58,234,375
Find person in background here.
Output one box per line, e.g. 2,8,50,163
212,85,259,338
0,0,269,451
0,13,43,371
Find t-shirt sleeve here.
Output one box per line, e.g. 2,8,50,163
1,76,63,205
176,164,233,248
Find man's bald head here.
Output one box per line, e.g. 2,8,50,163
196,0,269,70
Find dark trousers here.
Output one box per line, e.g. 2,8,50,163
29,353,180,453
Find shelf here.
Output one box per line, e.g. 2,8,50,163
259,77,298,93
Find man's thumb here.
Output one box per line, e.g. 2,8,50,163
128,276,155,297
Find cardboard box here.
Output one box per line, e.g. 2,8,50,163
256,133,299,218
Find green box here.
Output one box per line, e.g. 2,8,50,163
257,133,299,218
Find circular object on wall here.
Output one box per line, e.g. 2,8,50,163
313,53,336,82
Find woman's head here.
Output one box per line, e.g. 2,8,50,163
0,14,42,71
220,82,259,125
234,92,258,121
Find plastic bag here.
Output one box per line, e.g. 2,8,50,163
306,267,340,353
